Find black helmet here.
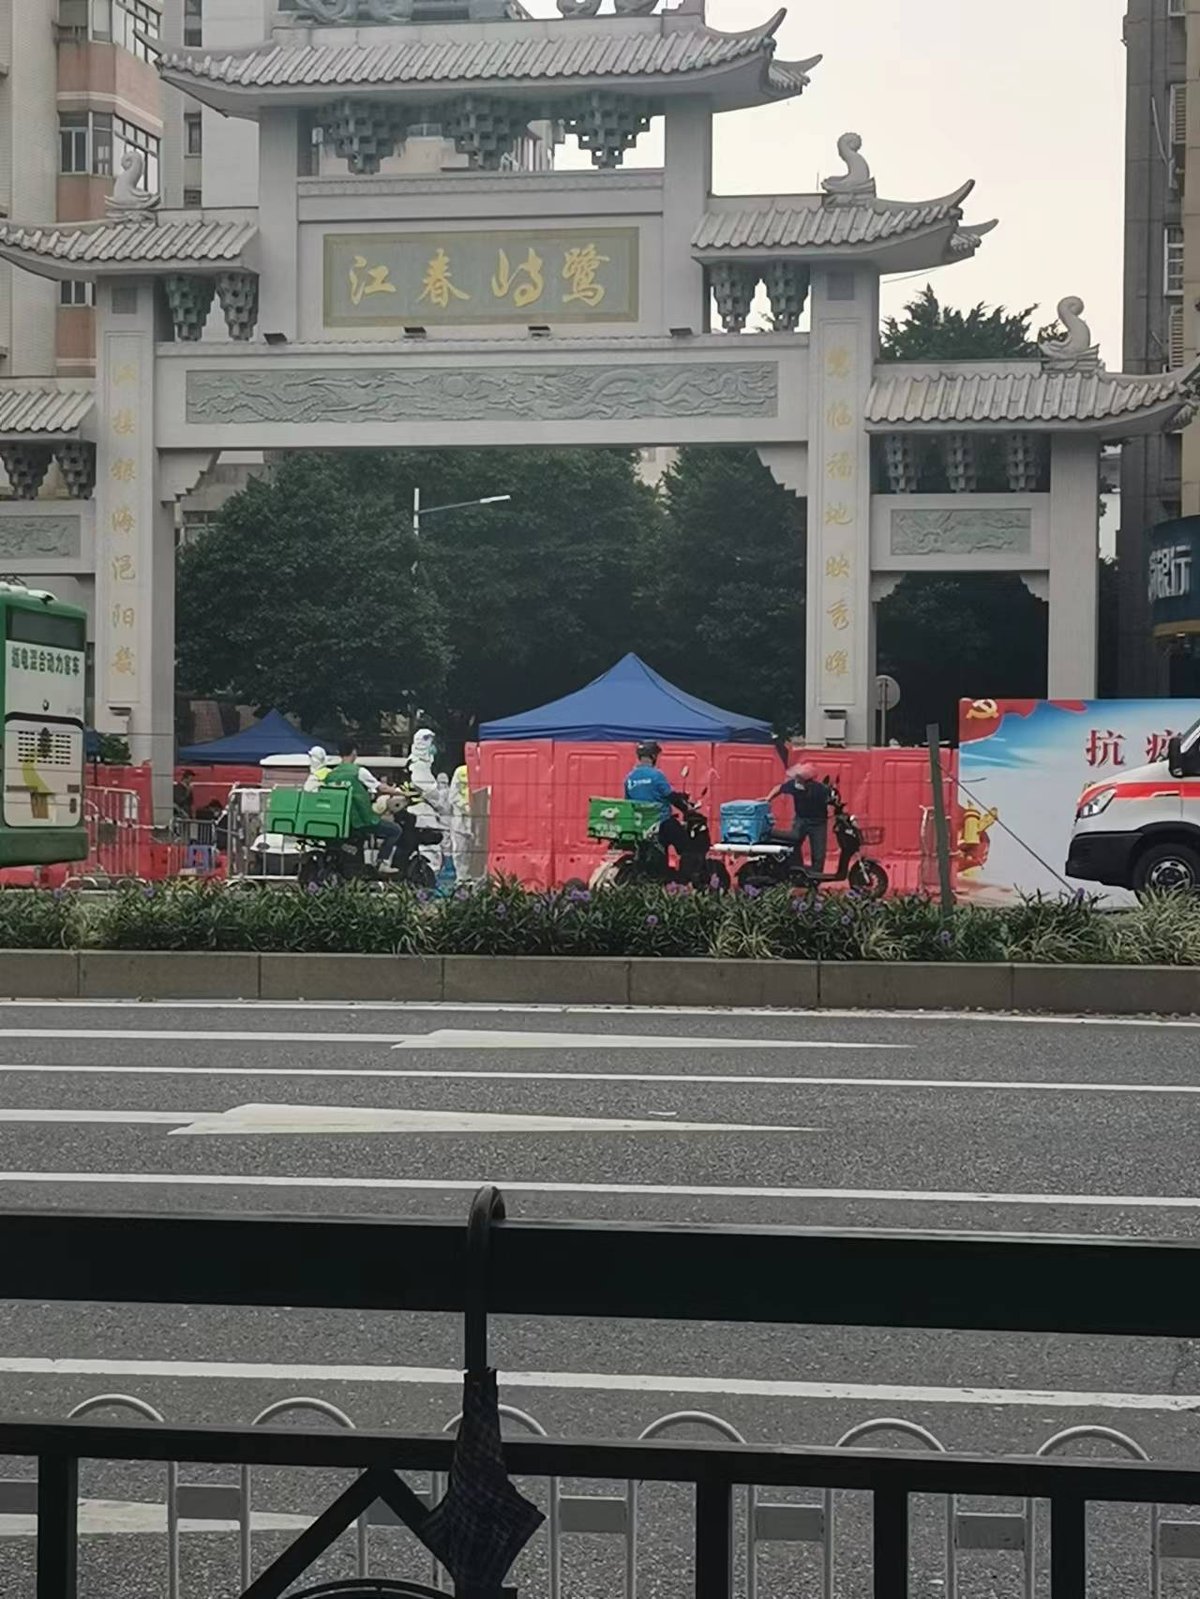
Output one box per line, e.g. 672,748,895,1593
636,740,662,762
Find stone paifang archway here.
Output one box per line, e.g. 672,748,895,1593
0,0,1193,809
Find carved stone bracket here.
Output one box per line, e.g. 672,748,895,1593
318,98,404,175
1005,432,1045,493
164,276,217,342
709,263,759,334
53,441,96,500
0,444,54,501
216,272,260,341
881,434,918,494
559,92,653,169
763,262,810,332
444,96,530,169
941,432,977,493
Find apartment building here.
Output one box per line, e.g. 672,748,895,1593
0,0,164,381
1121,0,1200,694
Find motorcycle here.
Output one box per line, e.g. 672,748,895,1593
588,777,731,892
296,812,444,892
712,779,889,898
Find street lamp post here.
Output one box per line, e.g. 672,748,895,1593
412,487,512,542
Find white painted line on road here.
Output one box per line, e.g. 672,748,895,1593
0,1355,1196,1413
0,1027,902,1051
2,999,1198,1028
0,1499,309,1538
0,1063,1194,1094
0,1170,1198,1210
391,1030,908,1052
0,1109,205,1126
170,1104,812,1136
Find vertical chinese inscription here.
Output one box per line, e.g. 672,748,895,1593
818,334,861,705
103,342,142,707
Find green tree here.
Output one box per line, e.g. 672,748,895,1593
647,447,804,731
419,447,661,735
880,285,1037,362
177,447,657,740
176,452,450,734
877,574,1047,743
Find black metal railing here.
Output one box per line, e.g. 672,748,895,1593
3,1196,1200,1599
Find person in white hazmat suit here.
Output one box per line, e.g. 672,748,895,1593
408,728,447,876
449,764,474,884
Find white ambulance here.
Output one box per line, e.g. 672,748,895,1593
1067,713,1200,893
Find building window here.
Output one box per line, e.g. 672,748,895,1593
1165,225,1185,296
184,0,201,45
110,0,159,63
1169,0,1186,17
1168,301,1187,369
59,280,94,307
185,113,203,157
183,187,202,208
58,113,89,173
114,115,160,195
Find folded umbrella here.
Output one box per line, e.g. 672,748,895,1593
422,1367,545,1598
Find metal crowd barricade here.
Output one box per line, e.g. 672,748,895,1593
83,786,141,881
242,1398,365,1587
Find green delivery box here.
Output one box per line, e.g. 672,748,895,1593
587,796,663,846
267,785,354,841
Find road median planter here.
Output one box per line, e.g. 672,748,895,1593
78,951,261,1000
0,951,1196,1014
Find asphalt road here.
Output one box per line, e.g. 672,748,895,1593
0,997,1196,1598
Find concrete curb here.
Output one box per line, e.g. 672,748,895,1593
0,951,1197,1015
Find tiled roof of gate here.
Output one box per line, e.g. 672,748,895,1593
156,15,817,98
0,384,93,436
0,216,257,270
865,366,1199,429
692,189,973,253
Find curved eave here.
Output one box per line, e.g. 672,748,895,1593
864,362,1200,440
692,221,973,278
0,246,255,283
158,50,817,121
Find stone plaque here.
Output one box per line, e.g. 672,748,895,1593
186,363,779,425
891,508,1033,557
0,516,81,561
324,228,640,327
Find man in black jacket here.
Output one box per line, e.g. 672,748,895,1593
765,764,831,872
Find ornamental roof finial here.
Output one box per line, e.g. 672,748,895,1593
822,132,876,202
105,149,160,220
1039,296,1103,373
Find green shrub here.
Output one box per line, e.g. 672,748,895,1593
0,889,84,950
6,878,1200,965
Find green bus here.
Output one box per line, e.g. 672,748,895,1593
0,584,88,868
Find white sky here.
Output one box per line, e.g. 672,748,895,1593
524,0,1130,359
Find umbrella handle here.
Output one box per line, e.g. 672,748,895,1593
465,1185,506,1377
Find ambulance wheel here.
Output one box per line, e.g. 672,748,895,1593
1133,841,1200,897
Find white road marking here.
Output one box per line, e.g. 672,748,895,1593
1,999,1197,1028
0,1062,1193,1094
391,1030,908,1052
0,1355,1195,1413
0,1500,310,1538
0,1027,902,1051
0,1170,1197,1210
170,1104,811,1136
0,1110,206,1126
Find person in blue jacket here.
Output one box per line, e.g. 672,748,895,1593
624,741,690,866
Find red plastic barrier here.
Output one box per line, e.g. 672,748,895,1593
475,739,960,892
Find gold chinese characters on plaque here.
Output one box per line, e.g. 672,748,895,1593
325,229,639,328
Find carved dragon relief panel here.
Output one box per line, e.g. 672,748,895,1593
185,363,779,425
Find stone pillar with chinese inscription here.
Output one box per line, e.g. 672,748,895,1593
94,278,176,818
1047,433,1100,700
805,267,879,746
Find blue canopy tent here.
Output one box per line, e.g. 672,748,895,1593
177,709,314,766
479,654,774,744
